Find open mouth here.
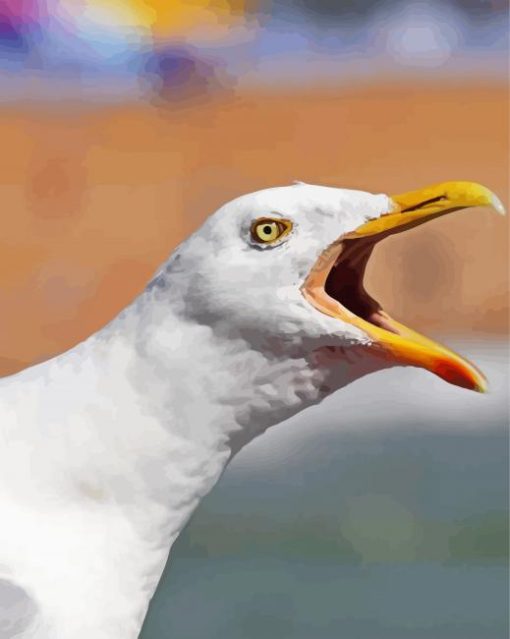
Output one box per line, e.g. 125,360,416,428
302,181,505,392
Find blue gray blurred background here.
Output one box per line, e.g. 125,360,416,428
0,1,508,637
142,340,508,638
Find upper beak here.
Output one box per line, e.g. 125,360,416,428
346,181,505,240
302,181,505,393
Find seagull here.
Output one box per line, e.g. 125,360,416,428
0,181,503,638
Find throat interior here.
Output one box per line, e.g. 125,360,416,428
324,239,398,333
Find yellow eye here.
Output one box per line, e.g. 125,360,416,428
251,218,292,244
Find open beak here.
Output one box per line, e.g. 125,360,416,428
302,181,505,392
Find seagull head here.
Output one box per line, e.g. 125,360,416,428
168,181,503,405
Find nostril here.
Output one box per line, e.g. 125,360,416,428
400,195,447,213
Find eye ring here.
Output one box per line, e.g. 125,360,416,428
251,218,292,244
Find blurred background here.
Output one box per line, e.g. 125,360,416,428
0,1,508,637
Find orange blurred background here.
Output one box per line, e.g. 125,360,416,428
0,1,508,376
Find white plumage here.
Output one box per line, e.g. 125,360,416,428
0,182,501,638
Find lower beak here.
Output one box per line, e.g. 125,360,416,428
303,181,505,393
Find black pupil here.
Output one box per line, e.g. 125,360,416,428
263,225,273,235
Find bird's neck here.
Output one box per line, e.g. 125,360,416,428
63,290,333,535
1,289,329,638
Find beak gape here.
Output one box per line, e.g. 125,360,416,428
302,181,505,392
